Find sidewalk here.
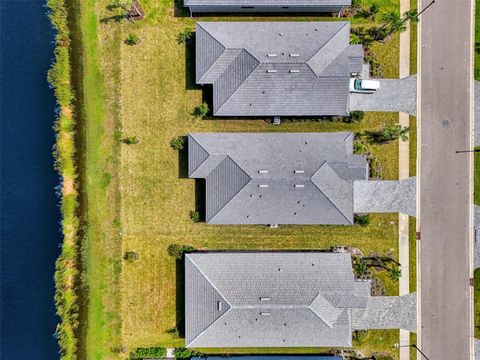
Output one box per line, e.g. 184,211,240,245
398,0,411,359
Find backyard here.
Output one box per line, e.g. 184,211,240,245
76,0,411,359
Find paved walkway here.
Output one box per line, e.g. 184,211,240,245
398,0,411,358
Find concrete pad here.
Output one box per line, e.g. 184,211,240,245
349,76,417,116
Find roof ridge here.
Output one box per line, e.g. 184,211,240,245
196,23,226,82
310,162,352,224
207,155,252,222
185,255,233,347
188,134,211,176
306,22,350,77
214,48,260,114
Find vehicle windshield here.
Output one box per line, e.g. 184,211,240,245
354,79,362,90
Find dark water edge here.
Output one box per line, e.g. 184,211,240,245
1,1,61,358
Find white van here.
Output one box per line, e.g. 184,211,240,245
350,78,381,93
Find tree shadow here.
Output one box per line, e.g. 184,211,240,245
194,179,206,221
174,259,186,338
185,34,199,90
177,137,189,179
100,14,125,24
174,0,191,17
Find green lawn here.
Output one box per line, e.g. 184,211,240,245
475,268,480,338
77,0,407,358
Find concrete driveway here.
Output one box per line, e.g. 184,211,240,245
349,75,417,116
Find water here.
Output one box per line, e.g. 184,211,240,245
1,0,61,358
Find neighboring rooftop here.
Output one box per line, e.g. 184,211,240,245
185,252,416,348
195,21,363,116
188,132,367,225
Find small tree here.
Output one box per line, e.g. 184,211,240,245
121,135,139,144
193,102,209,118
378,124,410,142
167,244,195,259
170,136,185,150
107,0,132,12
353,259,368,277
177,28,193,44
189,210,201,222
125,33,139,45
346,110,365,123
388,266,402,281
353,141,366,155
174,348,197,360
124,251,139,262
354,214,370,226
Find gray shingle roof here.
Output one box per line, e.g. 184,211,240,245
185,252,370,348
188,132,367,225
196,22,363,116
186,0,350,6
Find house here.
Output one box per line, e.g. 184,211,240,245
185,252,416,348
188,132,368,225
185,0,350,14
195,21,363,117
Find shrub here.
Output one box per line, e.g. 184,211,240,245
167,244,195,259
124,251,139,262
353,141,366,155
177,28,193,44
121,136,139,145
170,136,185,150
350,33,362,44
388,266,402,281
378,124,410,143
352,329,368,343
189,210,201,222
370,57,384,78
345,110,364,123
354,214,370,226
125,33,139,45
174,348,197,359
129,347,166,359
193,102,209,118
353,259,368,277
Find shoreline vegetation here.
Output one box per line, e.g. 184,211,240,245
47,0,80,358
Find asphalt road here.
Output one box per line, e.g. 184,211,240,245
418,0,474,359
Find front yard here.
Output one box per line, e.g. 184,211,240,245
78,0,408,358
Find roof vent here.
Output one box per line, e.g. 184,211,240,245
294,170,304,174
259,184,269,188
289,70,300,73
294,184,305,188
258,170,269,174
267,53,277,57
260,297,271,301
278,32,283,36
290,53,300,57
217,301,223,311
266,69,277,73
260,312,271,316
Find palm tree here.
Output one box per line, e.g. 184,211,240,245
388,267,402,281
403,9,419,23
